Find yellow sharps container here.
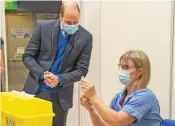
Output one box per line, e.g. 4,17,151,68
0,91,55,126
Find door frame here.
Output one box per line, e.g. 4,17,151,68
5,11,33,91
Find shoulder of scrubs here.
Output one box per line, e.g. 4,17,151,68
0,38,4,49
110,93,120,108
121,88,158,123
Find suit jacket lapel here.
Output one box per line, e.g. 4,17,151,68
59,30,80,71
51,20,60,56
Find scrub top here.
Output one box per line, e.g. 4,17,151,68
110,88,162,126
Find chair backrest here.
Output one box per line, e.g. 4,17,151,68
163,119,175,126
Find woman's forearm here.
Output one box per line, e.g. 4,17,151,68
88,108,109,126
90,95,123,126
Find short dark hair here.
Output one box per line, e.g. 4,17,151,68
59,2,80,16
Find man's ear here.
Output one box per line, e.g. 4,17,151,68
59,14,63,20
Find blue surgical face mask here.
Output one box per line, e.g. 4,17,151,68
119,70,132,86
63,24,79,35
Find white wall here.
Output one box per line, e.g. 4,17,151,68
67,1,101,126
80,1,173,123
172,34,175,119
172,2,175,119
80,1,101,126
101,1,172,119
69,1,174,125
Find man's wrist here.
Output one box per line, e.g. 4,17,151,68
39,72,45,80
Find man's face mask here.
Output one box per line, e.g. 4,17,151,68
60,12,80,35
63,23,79,35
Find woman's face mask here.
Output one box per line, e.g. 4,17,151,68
118,60,143,86
119,70,132,86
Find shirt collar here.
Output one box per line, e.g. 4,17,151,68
60,22,64,30
60,22,68,37
120,87,148,98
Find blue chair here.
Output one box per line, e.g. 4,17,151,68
163,119,175,126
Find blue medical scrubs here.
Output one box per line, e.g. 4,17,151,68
110,88,163,126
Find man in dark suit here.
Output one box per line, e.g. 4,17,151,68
22,1,93,126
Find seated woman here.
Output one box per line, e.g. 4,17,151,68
80,50,162,126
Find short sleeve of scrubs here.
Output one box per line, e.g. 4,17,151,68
110,93,120,109
121,91,155,122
